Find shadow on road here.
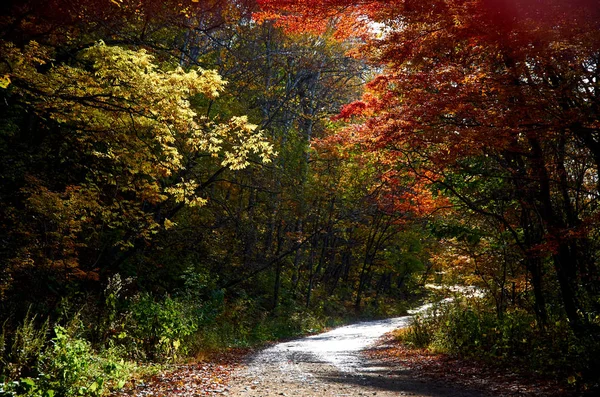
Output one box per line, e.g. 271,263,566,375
316,363,490,397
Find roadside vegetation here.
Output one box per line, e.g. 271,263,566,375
396,293,599,394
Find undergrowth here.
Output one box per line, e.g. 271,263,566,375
395,298,600,393
1,273,405,396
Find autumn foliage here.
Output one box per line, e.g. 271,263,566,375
257,0,600,387
1,0,599,394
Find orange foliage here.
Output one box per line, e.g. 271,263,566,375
264,0,600,207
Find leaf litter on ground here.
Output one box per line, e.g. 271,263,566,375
110,348,250,397
363,333,574,397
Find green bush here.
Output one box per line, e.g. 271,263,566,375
38,325,98,397
396,298,600,390
118,294,199,361
37,324,141,397
0,315,151,397
187,296,329,353
432,304,487,354
398,314,434,348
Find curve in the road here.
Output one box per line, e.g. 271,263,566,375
259,316,412,372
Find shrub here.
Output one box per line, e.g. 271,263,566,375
397,315,435,348
396,298,600,391
0,316,151,397
118,294,199,361
0,309,48,381
38,325,97,397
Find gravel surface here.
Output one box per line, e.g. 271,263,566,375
227,316,489,397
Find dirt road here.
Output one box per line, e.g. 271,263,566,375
227,316,487,397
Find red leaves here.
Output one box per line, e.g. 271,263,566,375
332,101,367,121
254,0,377,39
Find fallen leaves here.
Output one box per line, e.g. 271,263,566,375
364,334,572,397
111,349,250,397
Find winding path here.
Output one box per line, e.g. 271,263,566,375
227,314,488,397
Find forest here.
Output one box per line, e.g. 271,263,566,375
0,0,599,396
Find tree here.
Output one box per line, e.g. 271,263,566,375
257,0,600,337
0,40,273,309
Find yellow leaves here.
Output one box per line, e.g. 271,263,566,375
187,196,208,207
7,39,276,251
186,115,274,171
164,219,177,230
22,41,49,66
164,180,208,207
213,116,275,170
24,182,103,250
0,74,10,89
195,68,227,99
0,40,50,90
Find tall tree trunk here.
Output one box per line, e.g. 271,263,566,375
529,136,587,336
